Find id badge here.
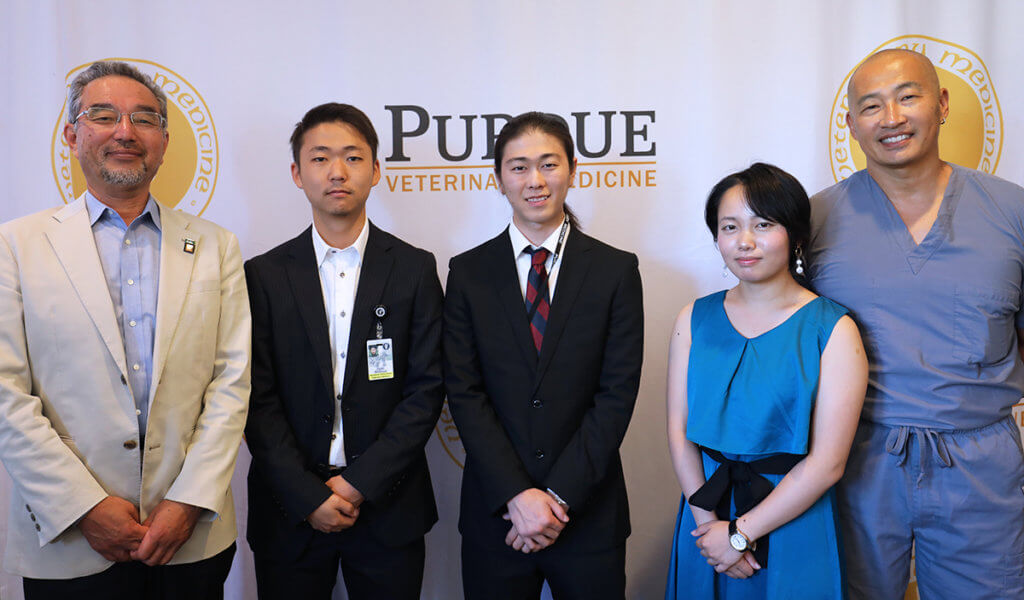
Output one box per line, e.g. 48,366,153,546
366,338,395,380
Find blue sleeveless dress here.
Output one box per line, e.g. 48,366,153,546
665,290,848,600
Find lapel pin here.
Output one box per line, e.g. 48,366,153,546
374,305,387,319
182,238,196,254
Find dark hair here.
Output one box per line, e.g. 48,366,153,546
704,162,811,278
290,103,379,166
493,111,581,231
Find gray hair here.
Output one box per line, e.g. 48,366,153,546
67,61,168,125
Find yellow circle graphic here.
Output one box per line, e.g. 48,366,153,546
828,36,1002,182
435,401,466,469
51,57,218,215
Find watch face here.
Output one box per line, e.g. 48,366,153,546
729,532,748,552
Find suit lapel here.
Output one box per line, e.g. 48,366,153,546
151,207,200,397
44,198,128,374
341,224,393,400
286,228,335,398
534,231,592,391
491,231,539,372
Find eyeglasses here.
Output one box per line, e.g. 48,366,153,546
73,106,167,130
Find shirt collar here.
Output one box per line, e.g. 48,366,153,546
311,217,370,268
84,191,162,231
509,219,571,257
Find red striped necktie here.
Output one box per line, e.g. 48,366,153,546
524,247,550,353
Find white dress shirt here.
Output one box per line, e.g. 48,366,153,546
508,219,571,303
312,219,370,467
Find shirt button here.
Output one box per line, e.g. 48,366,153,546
120,375,128,385
133,364,140,371
535,449,545,459
340,352,346,359
129,320,137,327
336,394,342,400
340,311,346,318
127,279,135,285
135,409,141,415
331,433,337,440
35,524,40,531
123,440,138,450
124,239,132,246
340,272,346,278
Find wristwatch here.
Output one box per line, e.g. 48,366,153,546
728,519,754,552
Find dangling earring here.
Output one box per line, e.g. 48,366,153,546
794,247,805,276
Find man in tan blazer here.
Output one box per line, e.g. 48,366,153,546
0,61,250,600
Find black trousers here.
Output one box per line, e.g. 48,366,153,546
23,543,235,600
461,537,626,600
254,531,425,600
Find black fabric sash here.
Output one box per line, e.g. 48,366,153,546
687,447,803,568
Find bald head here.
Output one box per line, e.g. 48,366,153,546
848,49,941,104
844,48,949,173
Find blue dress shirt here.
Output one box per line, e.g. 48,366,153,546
85,193,161,440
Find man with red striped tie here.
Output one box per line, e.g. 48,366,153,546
444,112,644,600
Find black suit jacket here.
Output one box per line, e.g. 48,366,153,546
443,228,643,553
244,223,444,560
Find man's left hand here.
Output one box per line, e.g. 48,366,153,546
130,499,202,566
326,475,365,508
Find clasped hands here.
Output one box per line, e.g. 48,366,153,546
502,488,570,554
307,475,365,534
691,520,761,579
79,496,202,566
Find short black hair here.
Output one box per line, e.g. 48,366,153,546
704,162,811,277
290,103,379,166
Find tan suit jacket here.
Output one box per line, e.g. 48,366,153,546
0,196,250,578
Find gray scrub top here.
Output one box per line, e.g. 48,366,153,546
808,164,1024,430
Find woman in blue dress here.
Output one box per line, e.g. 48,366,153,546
665,163,868,599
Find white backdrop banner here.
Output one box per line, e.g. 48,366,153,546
2,1,1023,599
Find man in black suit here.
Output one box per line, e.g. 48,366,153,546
244,103,444,600
444,112,644,600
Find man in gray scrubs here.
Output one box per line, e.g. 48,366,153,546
808,49,1024,599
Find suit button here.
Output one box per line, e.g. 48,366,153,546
123,440,138,450
351,454,360,460
342,405,351,413
532,398,542,408
535,449,545,459
322,415,331,423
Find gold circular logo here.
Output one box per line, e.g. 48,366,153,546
435,401,465,469
51,58,219,215
828,35,1002,182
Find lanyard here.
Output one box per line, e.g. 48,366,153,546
550,215,569,267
